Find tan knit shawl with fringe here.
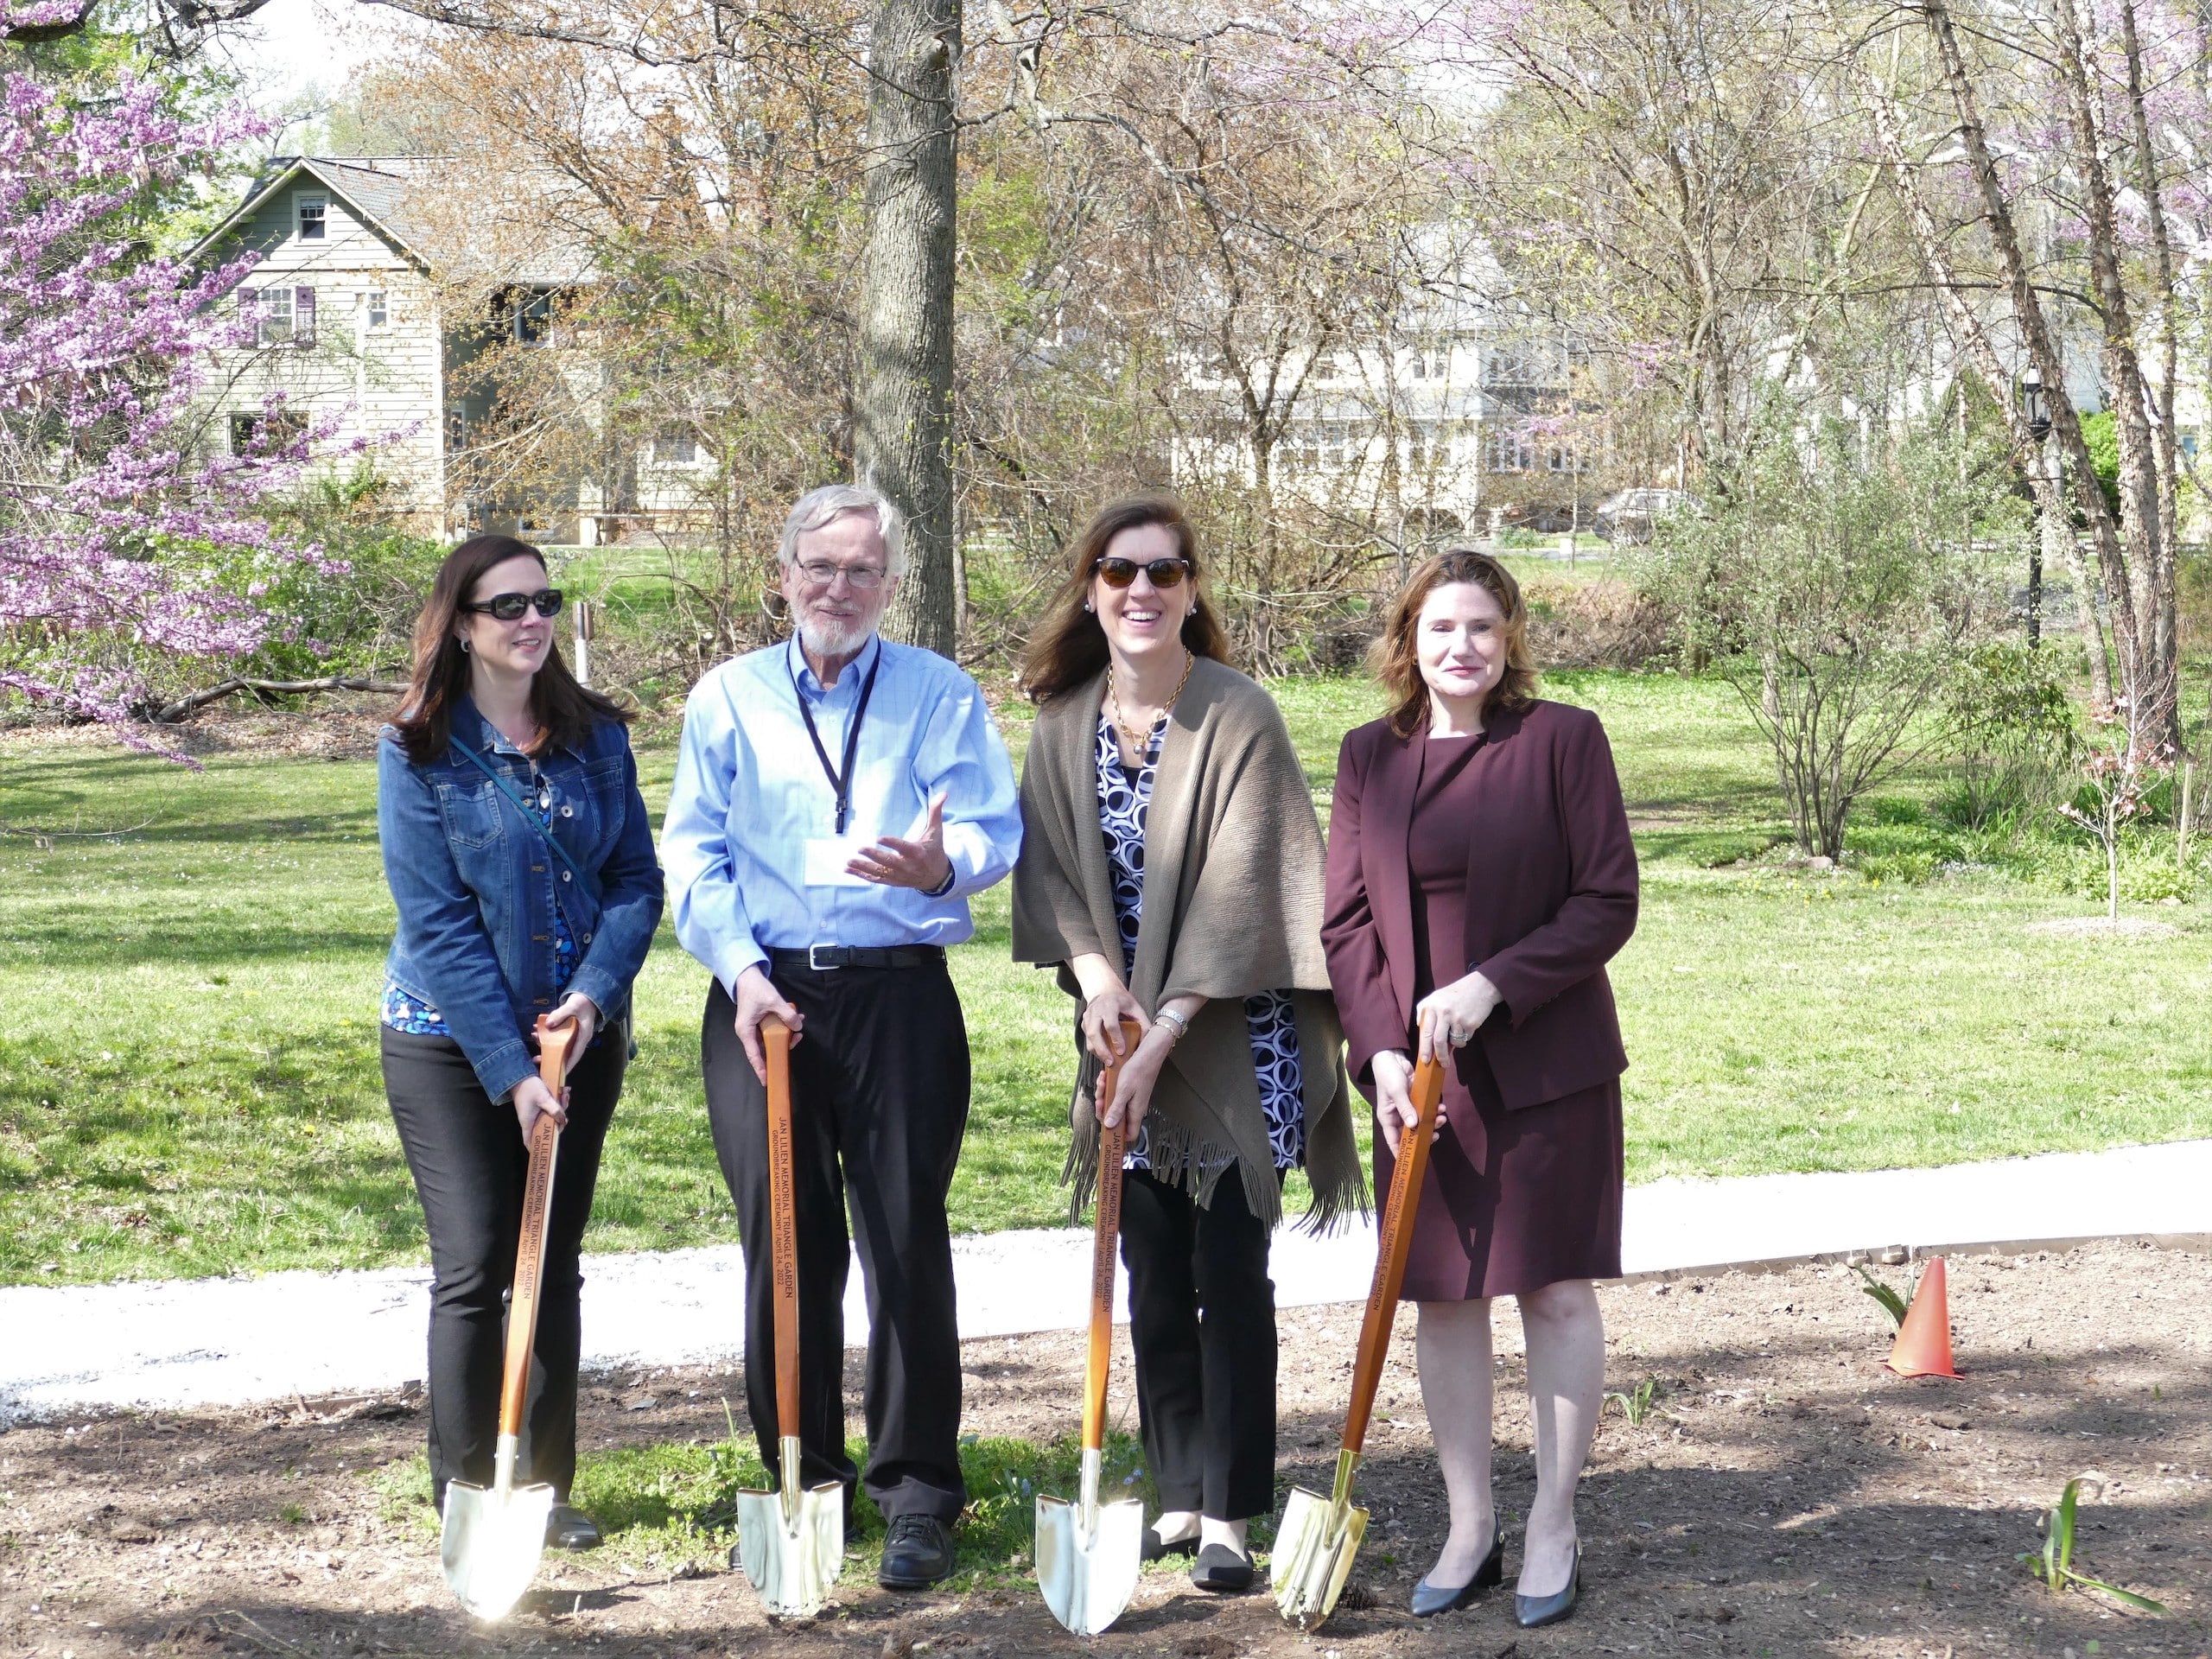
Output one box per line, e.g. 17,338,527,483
1012,656,1365,1232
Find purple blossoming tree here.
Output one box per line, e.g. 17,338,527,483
0,10,344,746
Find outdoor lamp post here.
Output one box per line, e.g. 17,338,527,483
2021,365,2052,648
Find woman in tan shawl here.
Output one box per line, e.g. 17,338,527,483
1013,495,1363,1594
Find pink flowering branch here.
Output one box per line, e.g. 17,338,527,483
0,68,345,754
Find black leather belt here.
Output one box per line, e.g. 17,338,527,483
769,944,946,972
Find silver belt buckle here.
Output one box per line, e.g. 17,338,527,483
808,943,842,971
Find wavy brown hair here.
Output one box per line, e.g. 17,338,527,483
391,535,631,764
1373,547,1540,738
1020,495,1232,702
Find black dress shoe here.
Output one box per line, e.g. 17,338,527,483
878,1513,957,1590
1514,1537,1581,1629
1410,1528,1504,1616
1190,1541,1255,1594
1141,1524,1200,1563
545,1504,602,1551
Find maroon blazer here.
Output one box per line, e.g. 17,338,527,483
1321,699,1638,1110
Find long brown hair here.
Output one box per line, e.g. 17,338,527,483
1020,495,1233,702
1372,547,1540,738
391,535,631,763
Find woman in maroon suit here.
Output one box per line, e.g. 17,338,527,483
1322,548,1637,1629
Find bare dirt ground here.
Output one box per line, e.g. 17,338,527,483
4,1239,2207,1659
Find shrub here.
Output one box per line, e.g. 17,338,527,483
1643,412,2020,857
1942,641,2080,832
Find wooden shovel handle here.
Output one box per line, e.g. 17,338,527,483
1082,1020,1141,1455
763,1015,802,1442
498,1015,573,1440
1338,1052,1444,1458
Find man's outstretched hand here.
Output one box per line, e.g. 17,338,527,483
849,791,953,892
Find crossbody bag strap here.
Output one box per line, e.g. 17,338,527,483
449,736,592,887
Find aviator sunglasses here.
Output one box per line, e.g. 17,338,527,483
460,588,565,621
1093,556,1190,588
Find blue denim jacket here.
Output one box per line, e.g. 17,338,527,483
378,699,665,1101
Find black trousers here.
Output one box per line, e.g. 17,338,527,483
380,1026,624,1510
701,965,970,1524
1120,1165,1280,1522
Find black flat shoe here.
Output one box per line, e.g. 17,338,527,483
1410,1528,1504,1616
878,1513,957,1590
1514,1538,1581,1629
1190,1541,1255,1593
1141,1524,1200,1563
545,1504,602,1551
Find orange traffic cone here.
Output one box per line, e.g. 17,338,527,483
1885,1255,1960,1378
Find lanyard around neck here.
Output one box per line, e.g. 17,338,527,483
788,640,883,836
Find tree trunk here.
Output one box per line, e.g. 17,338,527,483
860,0,961,658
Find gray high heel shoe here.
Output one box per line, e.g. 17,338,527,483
1514,1536,1582,1629
1410,1528,1503,1616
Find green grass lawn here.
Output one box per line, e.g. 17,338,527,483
3,670,2207,1287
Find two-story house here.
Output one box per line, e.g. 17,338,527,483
193,156,708,543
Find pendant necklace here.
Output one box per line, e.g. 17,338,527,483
1107,650,1194,760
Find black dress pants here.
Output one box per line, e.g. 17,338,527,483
381,1025,624,1510
701,964,970,1525
1119,1164,1280,1522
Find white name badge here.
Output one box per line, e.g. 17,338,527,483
804,835,878,887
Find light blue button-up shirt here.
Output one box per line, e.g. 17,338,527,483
664,634,1023,995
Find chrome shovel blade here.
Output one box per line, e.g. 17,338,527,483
1036,1493,1145,1636
1269,1484,1368,1630
440,1478,555,1622
734,1481,844,1618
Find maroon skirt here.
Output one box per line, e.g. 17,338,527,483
1373,1042,1623,1302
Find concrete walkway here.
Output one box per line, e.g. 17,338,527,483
4,1139,2207,1423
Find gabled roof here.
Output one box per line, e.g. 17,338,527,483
193,156,440,272
194,156,598,287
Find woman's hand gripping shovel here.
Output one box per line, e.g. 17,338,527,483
1270,1050,1446,1630
732,1014,844,1616
440,1014,574,1620
1036,1021,1146,1635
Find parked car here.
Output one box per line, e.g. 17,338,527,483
1594,487,1690,544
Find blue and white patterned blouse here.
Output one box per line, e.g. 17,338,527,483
381,754,582,1036
1094,712,1306,1172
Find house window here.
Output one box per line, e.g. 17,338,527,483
1547,442,1578,474
1482,341,1560,390
509,288,555,346
239,285,315,347
446,410,469,452
297,196,327,241
230,410,307,455
251,285,291,343
1408,420,1453,473
365,291,387,329
657,428,697,464
1485,426,1535,472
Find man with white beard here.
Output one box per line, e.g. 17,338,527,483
663,483,1021,1590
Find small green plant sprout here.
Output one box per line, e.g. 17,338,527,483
1853,1262,1916,1330
2018,1475,2167,1614
1605,1376,1666,1427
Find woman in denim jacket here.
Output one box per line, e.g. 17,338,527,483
378,534,664,1551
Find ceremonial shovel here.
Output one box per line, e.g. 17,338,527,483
441,1014,574,1621
1271,1052,1446,1630
1035,1021,1146,1636
732,1014,844,1617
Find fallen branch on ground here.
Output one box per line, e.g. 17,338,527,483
152,675,405,722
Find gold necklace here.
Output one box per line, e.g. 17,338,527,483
1108,651,1195,756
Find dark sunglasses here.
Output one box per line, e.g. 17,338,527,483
461,588,564,621
1093,556,1190,589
